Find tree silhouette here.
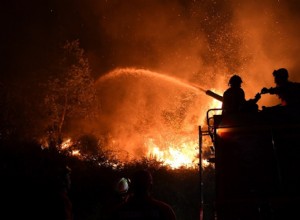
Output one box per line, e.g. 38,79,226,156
44,40,96,149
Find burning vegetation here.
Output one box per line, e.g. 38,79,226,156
38,65,223,170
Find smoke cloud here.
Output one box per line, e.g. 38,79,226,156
73,0,299,108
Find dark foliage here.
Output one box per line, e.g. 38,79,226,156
0,139,215,220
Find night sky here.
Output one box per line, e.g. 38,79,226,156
3,0,300,84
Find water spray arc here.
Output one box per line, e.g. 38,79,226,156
94,68,222,168
98,68,223,102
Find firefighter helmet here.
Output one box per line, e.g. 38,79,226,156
229,75,243,87
273,68,289,80
115,177,130,194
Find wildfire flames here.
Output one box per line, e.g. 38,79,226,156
62,136,213,169
57,68,224,169
146,138,198,169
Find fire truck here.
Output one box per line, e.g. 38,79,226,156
199,107,300,220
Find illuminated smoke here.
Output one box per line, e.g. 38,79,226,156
72,0,300,166
82,0,300,107
87,68,221,166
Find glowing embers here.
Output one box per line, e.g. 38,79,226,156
61,138,73,150
71,149,81,156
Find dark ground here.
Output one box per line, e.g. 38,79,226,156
0,139,215,220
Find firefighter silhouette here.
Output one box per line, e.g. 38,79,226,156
110,170,176,220
222,75,260,115
115,177,131,203
261,68,300,107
